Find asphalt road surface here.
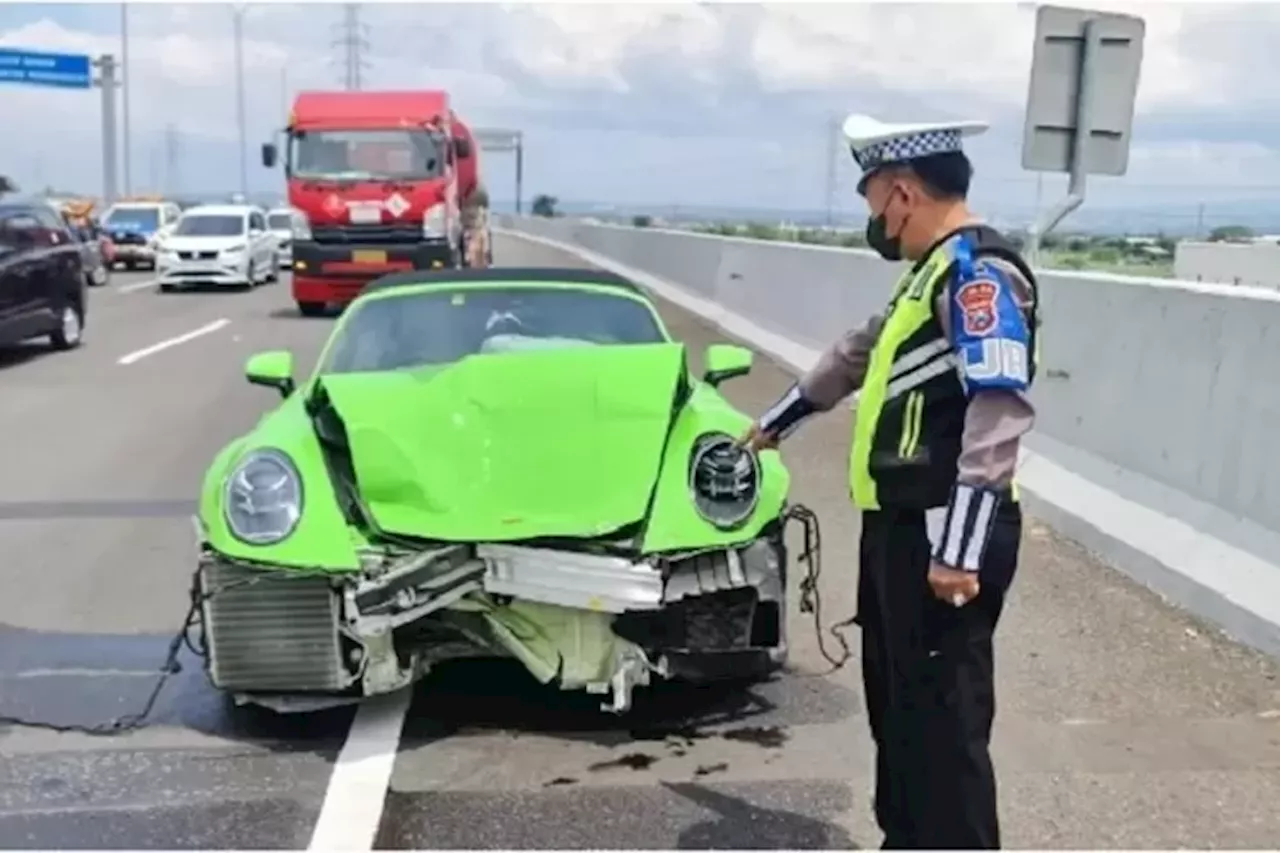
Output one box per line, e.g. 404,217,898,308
1,236,1279,849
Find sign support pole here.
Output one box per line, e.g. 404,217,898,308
95,53,119,205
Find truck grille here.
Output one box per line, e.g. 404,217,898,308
200,562,351,692
312,224,424,244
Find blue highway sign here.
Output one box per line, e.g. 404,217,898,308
0,47,93,90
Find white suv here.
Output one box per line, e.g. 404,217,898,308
154,204,279,291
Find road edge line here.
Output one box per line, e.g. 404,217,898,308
494,225,1280,660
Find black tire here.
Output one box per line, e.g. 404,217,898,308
159,282,176,293
124,261,136,271
298,301,326,317
49,300,84,351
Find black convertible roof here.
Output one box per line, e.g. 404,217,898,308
365,266,644,296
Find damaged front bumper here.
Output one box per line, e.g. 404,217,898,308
196,535,788,715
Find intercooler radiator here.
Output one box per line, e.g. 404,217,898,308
200,562,352,692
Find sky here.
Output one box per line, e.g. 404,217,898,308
2,1,1280,232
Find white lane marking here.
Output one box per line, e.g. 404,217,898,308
118,277,160,293
308,687,412,851
116,318,231,365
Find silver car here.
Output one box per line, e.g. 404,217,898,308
266,207,307,269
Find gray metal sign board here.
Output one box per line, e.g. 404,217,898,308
1021,5,1145,176
473,128,522,152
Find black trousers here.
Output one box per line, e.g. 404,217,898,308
857,500,1021,850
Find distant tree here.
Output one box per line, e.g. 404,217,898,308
840,231,868,249
1089,247,1122,265
631,214,653,228
1209,224,1253,242
743,222,780,241
0,175,15,194
530,194,559,218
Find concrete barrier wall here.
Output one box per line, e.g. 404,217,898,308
1174,240,1280,290
498,215,1280,541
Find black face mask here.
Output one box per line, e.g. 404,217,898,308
865,213,902,262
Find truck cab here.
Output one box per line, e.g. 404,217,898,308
262,90,473,317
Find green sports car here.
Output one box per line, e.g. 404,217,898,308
195,267,804,714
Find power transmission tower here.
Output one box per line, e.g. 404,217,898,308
164,123,180,196
332,4,371,90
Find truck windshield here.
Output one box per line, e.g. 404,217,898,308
104,207,159,231
289,128,446,181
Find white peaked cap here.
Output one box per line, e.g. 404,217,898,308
841,113,989,192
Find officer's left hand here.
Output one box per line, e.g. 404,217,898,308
928,561,980,607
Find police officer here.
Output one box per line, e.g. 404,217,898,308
742,114,1039,849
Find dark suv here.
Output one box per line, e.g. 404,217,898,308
0,198,86,351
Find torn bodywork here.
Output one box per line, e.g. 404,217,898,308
197,532,788,714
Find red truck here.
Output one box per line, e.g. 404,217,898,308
261,89,485,316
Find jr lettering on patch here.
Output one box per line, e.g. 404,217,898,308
955,279,1000,337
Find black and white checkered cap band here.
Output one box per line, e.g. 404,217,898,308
852,129,963,172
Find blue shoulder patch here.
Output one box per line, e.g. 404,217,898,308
947,254,1030,394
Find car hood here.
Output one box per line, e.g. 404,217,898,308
163,235,246,251
316,342,688,542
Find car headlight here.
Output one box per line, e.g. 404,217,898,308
422,204,447,238
223,448,303,545
688,432,760,530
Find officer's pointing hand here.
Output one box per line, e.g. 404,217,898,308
928,561,980,607
738,422,779,453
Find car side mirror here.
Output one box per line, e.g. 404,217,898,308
453,137,472,159
703,343,753,387
245,349,295,397
262,142,278,169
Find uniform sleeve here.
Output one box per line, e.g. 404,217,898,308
756,313,885,439
931,255,1036,572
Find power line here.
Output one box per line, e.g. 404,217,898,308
332,4,371,90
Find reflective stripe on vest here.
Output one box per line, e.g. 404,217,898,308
848,242,957,510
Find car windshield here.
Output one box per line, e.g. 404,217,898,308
289,128,446,181
267,213,293,230
320,286,666,374
104,207,159,231
174,215,245,237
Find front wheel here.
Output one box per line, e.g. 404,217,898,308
49,301,84,350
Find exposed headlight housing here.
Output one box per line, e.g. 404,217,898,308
422,203,447,238
689,432,760,530
223,448,303,545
